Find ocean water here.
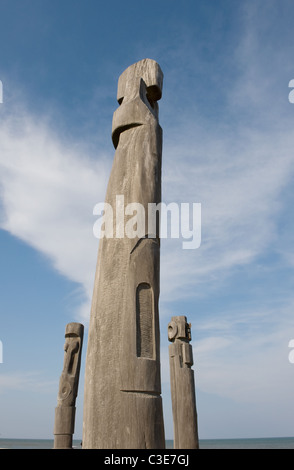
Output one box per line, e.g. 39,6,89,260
198,437,294,449
1,437,294,449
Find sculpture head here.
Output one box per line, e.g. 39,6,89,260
58,322,84,406
168,316,192,342
117,58,163,106
112,58,164,148
64,322,84,341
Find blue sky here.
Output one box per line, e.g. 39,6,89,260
1,0,294,441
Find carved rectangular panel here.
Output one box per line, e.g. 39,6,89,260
136,283,154,359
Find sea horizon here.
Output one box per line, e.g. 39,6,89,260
1,436,294,449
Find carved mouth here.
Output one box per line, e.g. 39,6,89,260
112,122,143,149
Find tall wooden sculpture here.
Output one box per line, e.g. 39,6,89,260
54,322,84,449
83,59,165,448
168,316,199,449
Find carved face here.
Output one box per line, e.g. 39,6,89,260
168,316,191,342
57,336,81,405
112,59,163,149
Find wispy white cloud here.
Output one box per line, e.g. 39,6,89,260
0,105,112,321
158,0,294,303
159,122,294,303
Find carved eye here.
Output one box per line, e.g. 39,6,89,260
118,97,123,105
146,85,161,108
168,321,178,341
59,381,72,400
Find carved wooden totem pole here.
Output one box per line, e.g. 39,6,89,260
168,316,199,449
83,59,165,448
54,322,84,449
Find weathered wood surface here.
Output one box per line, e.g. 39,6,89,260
83,59,165,449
